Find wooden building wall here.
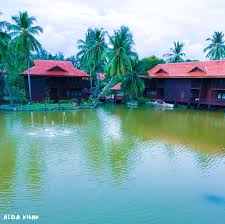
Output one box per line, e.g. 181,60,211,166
164,79,191,103
0,75,4,102
143,78,225,106
24,76,90,102
24,77,47,101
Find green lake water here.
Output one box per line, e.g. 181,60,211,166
0,105,225,224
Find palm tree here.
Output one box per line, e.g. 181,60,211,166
204,31,225,60
0,21,14,106
107,26,136,77
9,11,43,104
122,59,145,101
77,28,107,97
94,26,137,102
5,47,26,103
163,41,186,63
0,21,11,57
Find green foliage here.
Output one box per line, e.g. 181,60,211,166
7,57,27,103
0,21,10,58
0,11,43,105
0,74,4,101
122,59,145,100
66,55,80,68
33,48,65,61
141,55,165,71
10,11,43,58
77,28,107,77
77,28,107,97
80,98,95,104
204,31,225,60
185,59,199,62
10,11,43,103
33,48,81,68
137,96,148,106
107,26,137,78
163,41,186,63
58,99,73,104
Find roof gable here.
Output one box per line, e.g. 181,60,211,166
188,66,205,73
148,60,225,78
155,68,168,74
112,82,122,91
22,60,90,77
47,65,67,72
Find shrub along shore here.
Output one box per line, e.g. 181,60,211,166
1,11,225,111
0,101,98,111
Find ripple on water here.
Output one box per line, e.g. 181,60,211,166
204,194,225,205
1,107,225,224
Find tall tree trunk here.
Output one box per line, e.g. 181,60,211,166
90,77,94,99
89,77,93,99
93,73,100,98
27,59,32,104
94,76,114,105
1,67,14,107
97,74,100,95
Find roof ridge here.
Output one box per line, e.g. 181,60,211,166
161,59,225,66
148,60,225,78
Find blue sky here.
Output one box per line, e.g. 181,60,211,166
1,0,225,60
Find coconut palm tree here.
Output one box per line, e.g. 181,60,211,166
107,26,137,77
77,28,107,97
0,21,10,57
204,31,225,60
94,26,137,102
122,59,145,101
9,11,43,104
163,41,186,63
0,21,14,106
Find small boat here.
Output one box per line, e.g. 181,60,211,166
145,100,174,109
126,101,138,108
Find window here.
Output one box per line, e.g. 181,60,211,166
47,66,66,72
189,67,205,73
217,92,225,100
70,89,82,97
223,93,225,99
155,69,167,74
147,90,156,96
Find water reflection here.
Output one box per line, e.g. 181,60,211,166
116,107,225,154
0,114,17,210
0,107,225,224
204,194,225,205
26,143,44,201
0,139,17,211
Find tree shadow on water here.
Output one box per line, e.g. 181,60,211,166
203,194,225,205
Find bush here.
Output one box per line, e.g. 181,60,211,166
79,98,95,105
137,97,148,106
58,99,73,104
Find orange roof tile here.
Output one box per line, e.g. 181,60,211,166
22,60,90,77
148,60,225,78
111,82,122,91
99,73,105,80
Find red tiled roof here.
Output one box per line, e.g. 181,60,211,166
99,73,105,80
22,60,90,77
148,60,225,78
111,82,122,91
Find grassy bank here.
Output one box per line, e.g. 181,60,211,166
0,102,97,111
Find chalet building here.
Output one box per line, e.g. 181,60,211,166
144,60,225,108
111,82,124,103
22,60,91,102
0,73,4,102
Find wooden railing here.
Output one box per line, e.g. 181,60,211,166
199,98,225,106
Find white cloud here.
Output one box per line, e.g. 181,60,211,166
1,0,225,59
